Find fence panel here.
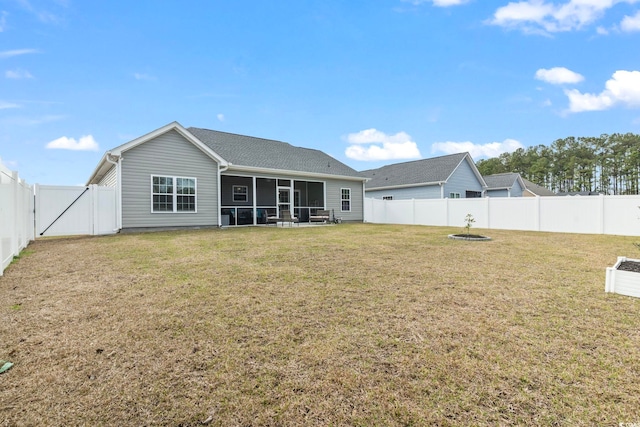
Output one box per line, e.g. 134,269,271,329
488,197,538,231
35,185,117,237
364,195,640,236
1,162,34,276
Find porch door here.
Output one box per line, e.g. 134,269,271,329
278,187,290,216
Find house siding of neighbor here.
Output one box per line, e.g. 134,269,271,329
443,159,484,198
366,185,442,200
361,152,486,200
484,173,526,198
87,122,366,229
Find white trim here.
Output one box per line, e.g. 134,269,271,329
150,174,198,213
225,164,366,182
341,187,351,212
87,122,228,185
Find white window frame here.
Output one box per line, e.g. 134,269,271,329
340,188,351,212
449,192,461,199
151,175,197,213
382,195,393,201
233,185,249,202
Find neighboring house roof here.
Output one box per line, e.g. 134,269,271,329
187,127,363,179
483,172,524,191
521,178,557,196
360,152,486,190
88,122,365,185
556,190,603,196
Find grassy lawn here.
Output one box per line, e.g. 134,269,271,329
1,224,639,426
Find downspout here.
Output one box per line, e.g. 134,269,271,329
440,182,445,198
105,153,122,232
218,163,229,227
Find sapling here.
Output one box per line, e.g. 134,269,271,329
464,213,475,237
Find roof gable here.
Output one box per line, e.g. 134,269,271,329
187,127,363,179
87,122,227,185
361,152,485,190
484,173,521,190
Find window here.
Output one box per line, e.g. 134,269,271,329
233,185,248,202
152,175,196,213
341,188,351,212
382,195,393,201
449,192,461,199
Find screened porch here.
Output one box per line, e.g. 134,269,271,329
220,175,326,226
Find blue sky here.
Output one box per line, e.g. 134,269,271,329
2,0,640,185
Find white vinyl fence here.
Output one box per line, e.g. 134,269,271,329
364,195,640,237
0,162,34,276
35,184,117,237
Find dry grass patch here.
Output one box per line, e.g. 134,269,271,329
1,224,639,426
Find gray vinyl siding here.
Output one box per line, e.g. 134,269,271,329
443,160,483,198
366,185,442,200
326,179,364,221
511,180,523,197
97,165,116,187
120,129,219,228
487,189,508,197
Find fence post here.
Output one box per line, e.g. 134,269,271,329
11,171,19,258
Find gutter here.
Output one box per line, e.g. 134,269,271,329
105,153,122,232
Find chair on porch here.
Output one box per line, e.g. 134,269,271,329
266,213,281,226
281,211,299,227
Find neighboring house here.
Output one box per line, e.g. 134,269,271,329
521,178,557,197
361,152,486,200
87,122,366,229
556,190,603,196
484,172,526,197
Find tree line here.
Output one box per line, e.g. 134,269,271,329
476,133,640,195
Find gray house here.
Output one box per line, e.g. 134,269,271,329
483,173,526,197
361,152,486,200
87,122,366,229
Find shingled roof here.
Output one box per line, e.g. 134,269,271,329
188,127,362,179
360,152,477,189
483,172,522,190
522,178,557,196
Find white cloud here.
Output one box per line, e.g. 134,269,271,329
431,139,524,158
565,70,640,112
217,113,225,122
344,128,422,161
0,100,20,109
596,25,609,34
0,48,39,59
0,11,7,32
5,68,33,79
535,67,584,84
46,135,100,151
133,73,156,81
488,0,639,34
621,11,640,31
